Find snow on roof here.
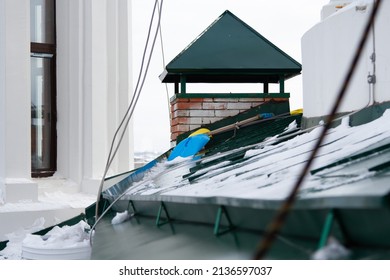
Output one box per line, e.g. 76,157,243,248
108,109,390,209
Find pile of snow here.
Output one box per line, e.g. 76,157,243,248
0,218,46,260
22,220,91,249
0,219,92,260
155,111,390,200
164,155,194,166
111,210,132,225
21,220,92,260
311,237,351,260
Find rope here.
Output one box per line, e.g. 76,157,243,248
157,0,172,123
95,0,164,220
253,0,383,260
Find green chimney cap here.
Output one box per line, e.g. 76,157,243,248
160,10,301,84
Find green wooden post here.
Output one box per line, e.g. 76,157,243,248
174,82,179,94
263,82,269,94
180,75,186,94
279,75,285,93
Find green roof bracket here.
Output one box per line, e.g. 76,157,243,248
318,209,350,250
101,199,109,215
279,75,285,94
156,202,172,227
213,205,235,236
318,209,335,249
127,200,138,215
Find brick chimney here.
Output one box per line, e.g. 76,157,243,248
170,96,288,142
160,10,301,143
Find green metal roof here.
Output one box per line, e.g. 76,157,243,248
160,10,302,83
91,212,318,260
93,103,390,259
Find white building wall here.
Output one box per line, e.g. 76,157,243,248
302,0,390,118
0,0,134,203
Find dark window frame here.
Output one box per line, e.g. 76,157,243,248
30,1,57,178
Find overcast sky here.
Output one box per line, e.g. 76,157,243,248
131,0,329,153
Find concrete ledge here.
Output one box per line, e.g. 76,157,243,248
81,178,101,195
0,208,84,242
0,178,96,242
1,179,38,203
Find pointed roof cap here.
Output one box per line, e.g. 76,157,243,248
160,10,301,84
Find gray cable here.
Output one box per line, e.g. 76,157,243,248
94,0,164,220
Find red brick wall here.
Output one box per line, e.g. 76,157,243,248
170,97,288,142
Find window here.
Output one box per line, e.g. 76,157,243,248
30,0,56,177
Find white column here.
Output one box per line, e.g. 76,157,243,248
0,0,38,203
56,0,84,183
107,0,133,174
82,0,109,188
56,0,133,194
82,0,133,193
